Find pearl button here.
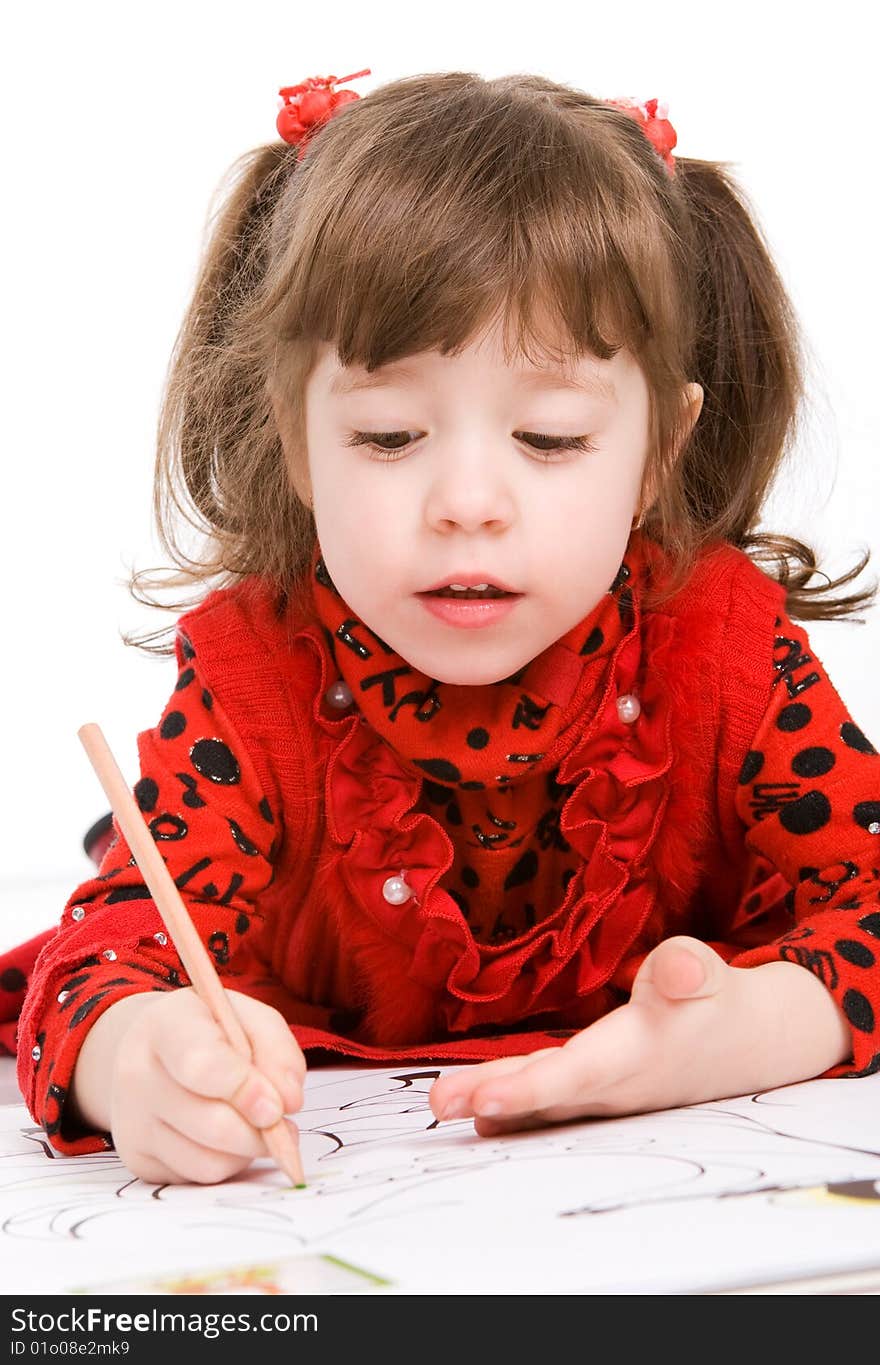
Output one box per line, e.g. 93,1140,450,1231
870,822,880,835
382,873,415,905
325,680,354,710
31,1044,41,1062
616,693,641,724
102,949,117,961
71,906,85,922
154,932,168,946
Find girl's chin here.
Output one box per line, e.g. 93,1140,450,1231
402,651,532,687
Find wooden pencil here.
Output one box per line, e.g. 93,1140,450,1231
76,721,306,1188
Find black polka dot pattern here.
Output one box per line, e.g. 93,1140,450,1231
160,711,187,740
738,751,764,784
149,814,188,842
778,791,831,836
841,722,877,755
414,758,462,784
190,738,241,784
581,626,604,656
504,850,538,891
854,801,880,833
177,772,206,809
733,610,880,1079
835,939,875,968
228,819,259,856
776,703,811,732
843,989,875,1034
791,746,835,778
134,777,159,813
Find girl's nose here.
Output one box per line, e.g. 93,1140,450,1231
424,444,517,531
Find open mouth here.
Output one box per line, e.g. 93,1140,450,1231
420,587,518,600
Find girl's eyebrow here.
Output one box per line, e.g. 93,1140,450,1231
329,361,616,401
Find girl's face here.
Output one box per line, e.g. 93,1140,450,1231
296,321,701,685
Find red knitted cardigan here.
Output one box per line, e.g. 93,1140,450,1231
4,531,880,1155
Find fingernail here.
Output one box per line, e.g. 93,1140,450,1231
476,1098,502,1117
250,1093,282,1127
442,1097,467,1120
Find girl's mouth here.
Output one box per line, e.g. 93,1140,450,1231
423,586,512,600
417,592,523,629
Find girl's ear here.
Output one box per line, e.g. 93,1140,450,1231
682,382,704,437
637,382,704,524
667,382,704,464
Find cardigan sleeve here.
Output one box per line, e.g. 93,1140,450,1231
723,608,880,1078
16,624,283,1156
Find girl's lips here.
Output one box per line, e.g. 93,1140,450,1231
417,593,523,629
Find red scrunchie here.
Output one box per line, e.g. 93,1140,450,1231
276,68,371,160
606,95,677,175
275,75,677,177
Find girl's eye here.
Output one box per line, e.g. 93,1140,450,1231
343,431,420,458
518,432,598,458
343,431,597,461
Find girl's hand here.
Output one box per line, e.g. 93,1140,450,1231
108,987,306,1185
428,935,850,1135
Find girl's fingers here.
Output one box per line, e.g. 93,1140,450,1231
152,1118,253,1186
469,1006,649,1121
230,996,306,1114
145,1066,268,1160
431,1048,563,1120
434,943,739,1136
152,999,288,1127
471,1047,584,1119
123,1151,181,1187
473,1107,605,1137
631,935,730,1003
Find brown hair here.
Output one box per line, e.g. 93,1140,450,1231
124,70,876,655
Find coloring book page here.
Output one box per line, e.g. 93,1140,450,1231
2,1064,880,1295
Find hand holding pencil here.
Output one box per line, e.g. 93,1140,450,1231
75,722,307,1188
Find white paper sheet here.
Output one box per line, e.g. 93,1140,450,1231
2,1065,880,1294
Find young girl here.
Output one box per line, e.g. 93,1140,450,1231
2,68,878,1187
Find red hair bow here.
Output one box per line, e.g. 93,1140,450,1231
277,68,371,160
606,96,677,175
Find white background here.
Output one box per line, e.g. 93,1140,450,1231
2,0,878,930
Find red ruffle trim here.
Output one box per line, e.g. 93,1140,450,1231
296,602,678,1039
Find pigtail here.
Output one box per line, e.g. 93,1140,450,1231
665,157,875,624
122,141,307,655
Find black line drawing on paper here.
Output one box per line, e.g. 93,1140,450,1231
2,1066,879,1301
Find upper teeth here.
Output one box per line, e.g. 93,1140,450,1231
448,583,490,590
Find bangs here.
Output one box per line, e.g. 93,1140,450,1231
264,72,680,376
138,72,843,645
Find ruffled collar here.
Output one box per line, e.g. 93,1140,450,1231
293,526,693,1039
309,530,657,791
